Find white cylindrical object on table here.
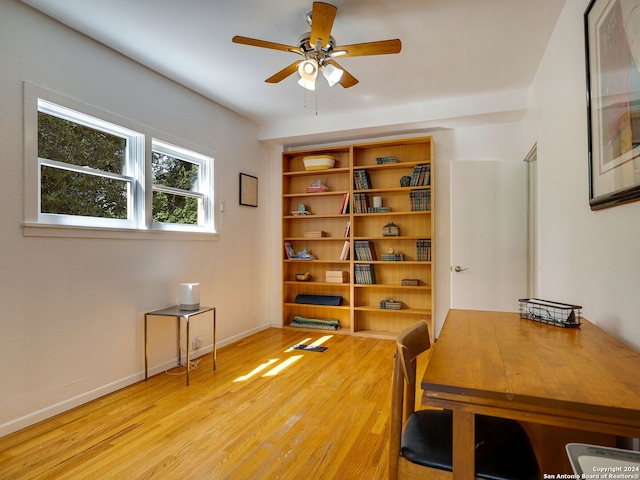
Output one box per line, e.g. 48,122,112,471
373,196,382,208
179,283,200,310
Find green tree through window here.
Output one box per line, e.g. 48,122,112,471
151,152,200,225
38,113,128,219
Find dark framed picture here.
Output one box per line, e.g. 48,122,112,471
239,173,258,207
585,0,640,210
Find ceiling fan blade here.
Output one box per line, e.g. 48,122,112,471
327,60,359,88
265,61,302,83
310,2,337,49
232,36,302,55
331,39,402,57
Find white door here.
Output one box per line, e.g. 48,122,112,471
451,161,527,311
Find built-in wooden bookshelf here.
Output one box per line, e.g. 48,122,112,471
282,137,434,340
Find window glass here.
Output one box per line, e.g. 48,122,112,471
152,190,200,225
151,141,212,229
40,165,130,219
152,151,199,191
38,112,126,173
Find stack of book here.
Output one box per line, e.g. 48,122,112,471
354,240,377,261
379,299,403,310
409,164,431,186
417,238,432,262
381,253,404,261
355,264,377,284
376,156,399,164
367,206,391,213
409,189,431,211
353,170,372,190
352,193,369,213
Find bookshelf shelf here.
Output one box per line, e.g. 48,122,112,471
353,283,431,289
283,214,349,219
354,306,431,315
283,166,351,177
353,186,431,194
284,192,349,199
282,137,434,340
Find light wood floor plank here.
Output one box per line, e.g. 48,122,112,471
0,328,396,480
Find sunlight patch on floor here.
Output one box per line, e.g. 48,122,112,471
233,358,279,382
262,355,303,377
234,335,335,382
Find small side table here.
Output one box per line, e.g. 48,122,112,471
144,306,216,386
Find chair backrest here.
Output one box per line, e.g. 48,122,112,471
389,320,432,480
396,320,431,385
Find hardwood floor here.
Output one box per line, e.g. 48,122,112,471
0,328,399,479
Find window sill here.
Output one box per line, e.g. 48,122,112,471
22,223,219,241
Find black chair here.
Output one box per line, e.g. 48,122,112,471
389,320,540,480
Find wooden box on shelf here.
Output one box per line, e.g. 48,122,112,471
326,271,349,283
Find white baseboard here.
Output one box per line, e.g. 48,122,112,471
0,322,272,438
0,373,141,438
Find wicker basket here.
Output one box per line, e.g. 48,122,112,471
518,298,582,328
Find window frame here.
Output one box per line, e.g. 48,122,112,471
36,99,144,230
150,139,214,233
23,83,218,240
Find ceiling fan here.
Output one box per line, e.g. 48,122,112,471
232,2,401,90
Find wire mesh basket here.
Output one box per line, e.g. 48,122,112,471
518,298,582,328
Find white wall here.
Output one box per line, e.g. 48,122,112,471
528,0,640,350
0,1,273,435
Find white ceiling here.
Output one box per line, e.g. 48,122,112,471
19,0,566,145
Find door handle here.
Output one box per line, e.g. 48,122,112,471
454,265,469,273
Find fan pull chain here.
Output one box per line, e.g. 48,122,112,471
301,84,318,115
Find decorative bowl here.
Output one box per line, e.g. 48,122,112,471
303,155,335,171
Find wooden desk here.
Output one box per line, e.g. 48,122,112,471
421,309,640,479
144,306,216,386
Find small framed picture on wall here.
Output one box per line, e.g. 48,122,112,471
239,173,258,207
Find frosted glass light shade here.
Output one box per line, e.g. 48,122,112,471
297,59,318,90
297,77,316,90
179,283,200,310
322,63,343,87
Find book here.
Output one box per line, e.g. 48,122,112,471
343,220,351,237
355,264,377,284
341,192,350,214
410,164,431,186
339,240,350,260
338,193,348,214
284,242,294,260
354,240,377,261
417,238,432,262
353,170,372,190
410,189,431,211
353,193,369,213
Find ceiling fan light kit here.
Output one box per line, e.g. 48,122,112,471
232,2,401,92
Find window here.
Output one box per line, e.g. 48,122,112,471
25,86,216,237
37,100,143,229
151,140,213,231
